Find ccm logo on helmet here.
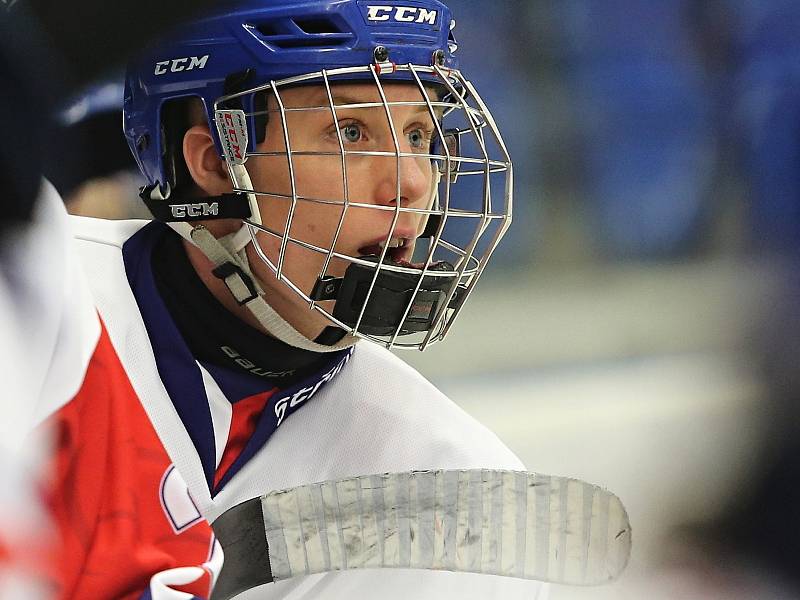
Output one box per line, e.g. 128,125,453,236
222,112,244,162
170,202,219,219
366,5,438,25
154,55,209,76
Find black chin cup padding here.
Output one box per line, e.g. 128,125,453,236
311,256,462,337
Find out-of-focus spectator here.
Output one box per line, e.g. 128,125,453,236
46,78,148,219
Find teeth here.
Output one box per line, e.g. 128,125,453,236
378,238,404,249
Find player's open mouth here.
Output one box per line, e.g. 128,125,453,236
357,237,415,264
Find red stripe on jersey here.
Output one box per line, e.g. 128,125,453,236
36,321,215,600
213,389,277,489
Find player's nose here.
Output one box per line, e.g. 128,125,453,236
372,148,432,210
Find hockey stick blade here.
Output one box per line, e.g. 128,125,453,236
210,469,631,600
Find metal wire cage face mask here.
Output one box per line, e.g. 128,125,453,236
214,63,512,350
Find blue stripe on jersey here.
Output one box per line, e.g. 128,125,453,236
123,222,219,490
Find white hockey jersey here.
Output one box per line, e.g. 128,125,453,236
29,198,547,600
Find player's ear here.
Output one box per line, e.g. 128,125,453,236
183,124,231,196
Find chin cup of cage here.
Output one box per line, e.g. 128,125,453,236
310,257,463,337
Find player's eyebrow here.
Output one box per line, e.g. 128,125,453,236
331,93,434,115
277,87,442,121
292,88,436,115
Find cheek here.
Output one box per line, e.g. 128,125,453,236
254,155,350,214
292,205,335,242
294,155,348,199
269,200,351,252
292,153,381,206
258,159,376,231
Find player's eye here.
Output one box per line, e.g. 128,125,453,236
340,122,363,143
408,127,432,150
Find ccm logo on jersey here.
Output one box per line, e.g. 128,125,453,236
274,350,352,426
170,202,219,219
154,55,209,76
365,5,438,25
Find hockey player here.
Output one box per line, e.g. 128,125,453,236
41,1,540,598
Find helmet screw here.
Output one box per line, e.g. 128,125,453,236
432,49,446,67
136,134,149,153
373,45,390,63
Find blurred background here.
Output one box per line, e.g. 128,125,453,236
49,1,800,598
405,1,800,598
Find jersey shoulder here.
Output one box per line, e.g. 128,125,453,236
69,213,149,249
350,342,521,464
67,215,149,342
212,341,524,516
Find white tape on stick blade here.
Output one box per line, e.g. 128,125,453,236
210,469,631,600
263,469,630,584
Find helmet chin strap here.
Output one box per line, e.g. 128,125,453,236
168,163,357,353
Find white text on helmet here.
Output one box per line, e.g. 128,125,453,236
154,55,209,76
366,6,437,25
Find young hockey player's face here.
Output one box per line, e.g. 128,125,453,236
244,82,439,334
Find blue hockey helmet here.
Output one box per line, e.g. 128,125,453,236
123,0,512,351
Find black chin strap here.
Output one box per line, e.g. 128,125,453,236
139,183,252,223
